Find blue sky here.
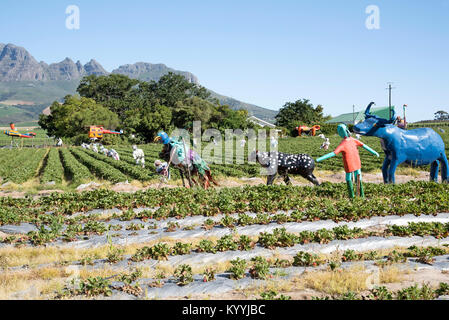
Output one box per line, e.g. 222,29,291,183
1,0,448,122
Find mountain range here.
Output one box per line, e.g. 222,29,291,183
0,43,277,124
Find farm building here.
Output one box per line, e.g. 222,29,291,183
247,115,276,128
327,106,395,125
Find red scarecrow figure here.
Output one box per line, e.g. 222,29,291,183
316,124,379,198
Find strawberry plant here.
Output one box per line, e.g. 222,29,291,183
77,277,112,297
119,209,136,221
368,286,394,300
216,234,238,252
274,213,289,224
83,221,107,235
196,239,216,253
258,232,278,249
126,223,144,231
255,213,271,225
130,243,170,261
172,242,192,255
165,221,180,232
435,283,449,296
274,228,298,247
396,283,435,300
342,249,359,262
313,228,334,244
220,215,236,229
386,250,407,263
249,256,271,279
328,260,342,271
229,258,247,280
238,235,255,251
119,268,143,285
174,264,193,286
237,213,254,226
107,245,124,263
270,258,292,268
293,251,323,267
203,267,216,282
202,218,216,230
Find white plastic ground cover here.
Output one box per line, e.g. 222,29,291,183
105,255,449,299
51,212,449,249
0,223,38,234
42,236,449,271
155,236,449,268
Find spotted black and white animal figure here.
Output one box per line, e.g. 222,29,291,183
249,150,320,186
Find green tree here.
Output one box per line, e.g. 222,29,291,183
38,95,120,144
172,97,218,129
275,99,330,131
123,103,172,142
77,74,141,119
209,105,255,131
152,72,210,108
435,110,449,121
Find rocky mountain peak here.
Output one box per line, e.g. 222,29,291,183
111,62,199,84
84,59,109,76
0,43,46,81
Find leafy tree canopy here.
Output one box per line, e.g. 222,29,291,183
46,73,256,143
38,95,120,144
275,99,330,130
435,110,449,121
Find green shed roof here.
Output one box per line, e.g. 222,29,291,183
327,106,395,124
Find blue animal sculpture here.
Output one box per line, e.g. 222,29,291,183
353,102,448,184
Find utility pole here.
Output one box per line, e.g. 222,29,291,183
386,82,396,119
353,105,355,125
403,104,407,129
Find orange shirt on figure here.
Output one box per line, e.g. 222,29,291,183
333,137,364,173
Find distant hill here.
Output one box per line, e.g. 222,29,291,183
111,62,199,84
0,43,277,124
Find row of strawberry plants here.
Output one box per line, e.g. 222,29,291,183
318,283,449,300
108,192,449,223
69,148,128,183
79,148,155,181
1,149,47,183
123,223,449,261
4,218,448,247
40,148,64,184
2,181,448,215
59,148,93,184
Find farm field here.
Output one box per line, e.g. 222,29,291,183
1,183,449,299
1,132,449,300
0,130,448,191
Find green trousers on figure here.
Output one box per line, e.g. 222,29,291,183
345,169,364,198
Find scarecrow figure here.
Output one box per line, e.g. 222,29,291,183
154,131,218,189
320,138,330,150
132,145,145,168
270,136,278,149
316,124,379,198
154,159,170,181
108,148,120,161
99,145,108,156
